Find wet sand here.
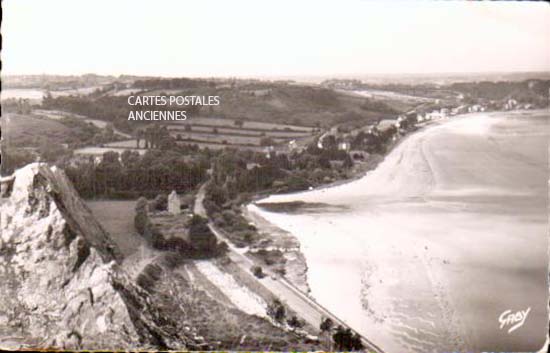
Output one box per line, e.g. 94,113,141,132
248,111,549,353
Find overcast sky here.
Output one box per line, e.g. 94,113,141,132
3,0,550,77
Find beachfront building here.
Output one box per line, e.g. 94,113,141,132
451,105,469,115
504,99,518,110
377,119,399,133
468,105,484,113
377,119,399,130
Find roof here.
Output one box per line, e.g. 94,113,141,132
377,119,398,132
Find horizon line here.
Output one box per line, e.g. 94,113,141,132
3,70,550,80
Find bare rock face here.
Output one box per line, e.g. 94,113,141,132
0,163,187,350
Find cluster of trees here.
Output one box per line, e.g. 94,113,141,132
351,128,390,154
207,145,354,202
203,146,355,249
206,202,258,247
267,298,305,331
187,215,222,255
267,299,287,323
134,197,158,242
58,118,123,148
64,149,208,199
331,326,364,351
209,151,290,198
319,318,364,351
135,199,224,257
136,126,173,149
308,137,353,167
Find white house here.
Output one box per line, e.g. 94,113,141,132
338,141,350,151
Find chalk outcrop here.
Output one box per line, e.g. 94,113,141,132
0,163,188,350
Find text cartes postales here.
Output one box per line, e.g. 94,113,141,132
127,95,220,121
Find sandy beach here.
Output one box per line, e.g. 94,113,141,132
248,111,549,353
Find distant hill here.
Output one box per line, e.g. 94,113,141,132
39,78,404,132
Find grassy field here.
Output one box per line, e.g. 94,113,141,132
169,125,312,137
97,117,318,151
176,141,267,151
2,113,74,147
103,138,270,152
86,200,142,257
173,132,288,146
165,115,318,150
169,117,315,132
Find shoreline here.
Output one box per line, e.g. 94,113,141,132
244,108,545,302
250,108,548,204
244,113,448,291
245,108,549,352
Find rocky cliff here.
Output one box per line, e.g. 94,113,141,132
0,163,188,350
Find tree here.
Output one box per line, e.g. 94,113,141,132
251,265,265,279
351,333,364,351
322,135,337,150
267,299,286,323
343,154,353,169
287,315,304,331
320,317,334,333
121,150,140,168
320,317,335,351
187,215,217,254
332,326,347,351
332,326,362,351
152,193,167,211
134,197,150,237
207,184,228,206
217,241,229,255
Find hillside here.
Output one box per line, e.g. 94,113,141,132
171,84,399,128
0,163,189,350
42,79,401,132
0,164,322,351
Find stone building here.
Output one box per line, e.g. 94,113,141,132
167,190,180,215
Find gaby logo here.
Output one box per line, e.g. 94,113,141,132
498,307,531,333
